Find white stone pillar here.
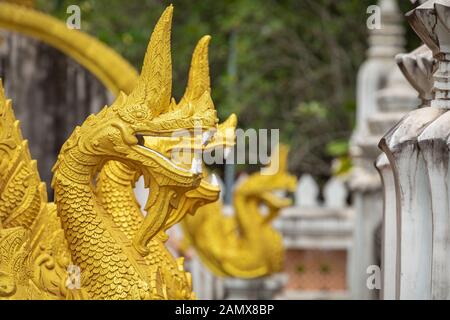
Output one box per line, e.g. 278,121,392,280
350,0,422,300
377,45,435,300
375,154,396,300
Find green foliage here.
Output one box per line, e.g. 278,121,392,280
332,156,353,177
296,101,328,120
326,140,349,158
36,0,420,178
326,139,352,176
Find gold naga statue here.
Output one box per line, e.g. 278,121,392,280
181,145,297,278
0,6,237,299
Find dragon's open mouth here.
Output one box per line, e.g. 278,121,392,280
131,115,236,251
134,133,199,175
163,173,222,230
137,124,234,173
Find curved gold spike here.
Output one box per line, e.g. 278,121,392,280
220,113,237,129
0,79,5,102
180,35,212,104
127,5,173,116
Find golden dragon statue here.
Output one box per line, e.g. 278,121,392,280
0,5,236,299
181,145,297,278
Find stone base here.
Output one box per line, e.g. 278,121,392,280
275,289,349,300
224,274,286,300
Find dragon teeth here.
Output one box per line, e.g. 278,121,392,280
190,154,203,174
202,131,212,145
224,147,232,160
144,175,150,188
210,173,219,186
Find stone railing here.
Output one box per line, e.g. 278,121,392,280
182,173,355,300
275,175,353,299
276,175,353,250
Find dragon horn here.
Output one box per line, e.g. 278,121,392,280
126,5,173,116
220,113,237,129
180,35,212,105
0,79,9,111
0,79,6,102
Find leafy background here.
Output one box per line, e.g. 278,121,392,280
37,0,420,180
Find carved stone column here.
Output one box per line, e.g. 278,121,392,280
349,0,415,300
380,0,450,299
377,45,435,300
409,0,450,299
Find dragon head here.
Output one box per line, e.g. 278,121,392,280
160,113,238,233
53,6,235,256
234,144,297,222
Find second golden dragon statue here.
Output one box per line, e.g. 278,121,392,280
181,145,297,278
0,6,236,299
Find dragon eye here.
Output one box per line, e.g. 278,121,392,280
135,111,144,119
130,106,148,120
119,105,149,123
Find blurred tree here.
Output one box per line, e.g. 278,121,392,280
36,0,419,179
